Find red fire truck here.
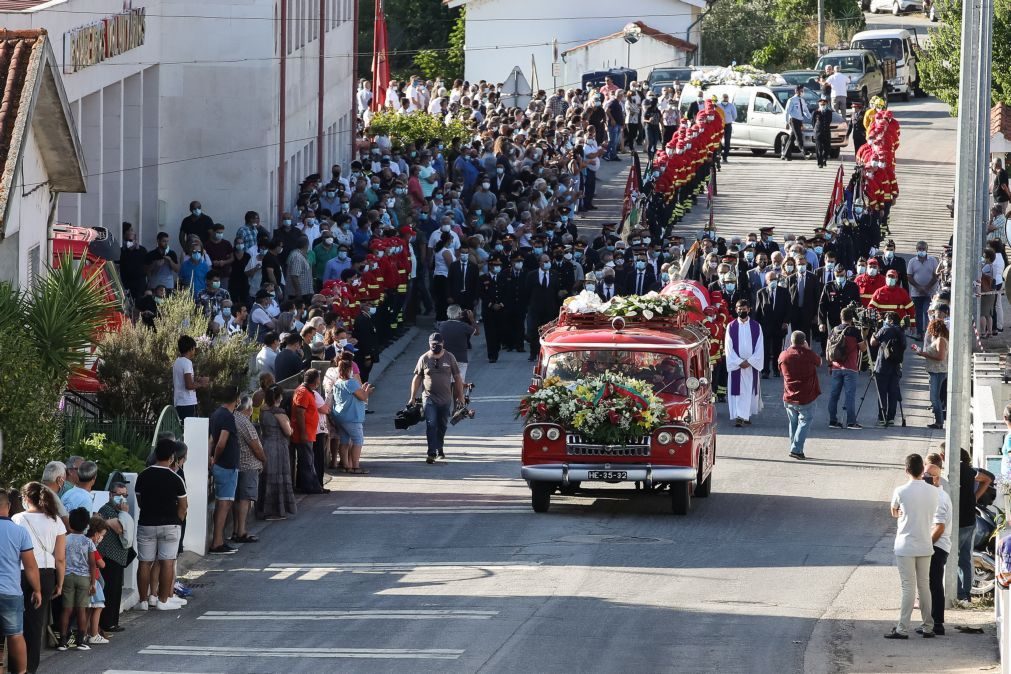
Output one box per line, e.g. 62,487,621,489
50,224,126,393
521,284,722,515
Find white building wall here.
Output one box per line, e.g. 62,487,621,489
562,35,691,87
1,0,355,250
4,131,54,288
459,0,702,86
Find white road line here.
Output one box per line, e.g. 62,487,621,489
267,561,537,568
467,395,520,402
333,506,528,514
105,671,222,674
138,646,464,660
198,609,498,621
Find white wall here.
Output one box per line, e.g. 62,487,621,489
460,0,701,86
562,35,691,87
2,0,355,249
4,131,53,287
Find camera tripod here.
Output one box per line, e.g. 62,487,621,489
853,337,907,427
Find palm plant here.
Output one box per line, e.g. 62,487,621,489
0,254,115,487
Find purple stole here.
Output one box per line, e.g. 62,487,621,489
728,319,760,396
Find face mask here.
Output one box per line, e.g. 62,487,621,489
574,251,583,259
211,281,221,289
368,306,377,315
125,240,135,248
605,245,615,252
708,262,717,270
268,292,276,298
191,252,203,262
886,277,898,287
533,247,543,255
819,105,828,111
494,244,504,252
737,310,749,319
430,344,443,354
797,264,806,272
814,246,824,255
341,203,350,212
153,296,164,305
635,261,646,270
744,252,755,262
564,253,573,261
213,232,223,241
884,251,894,261
337,251,348,260
441,224,451,232
387,199,396,208
326,191,335,198
856,265,866,275
482,182,491,190
514,262,523,271
835,276,846,286
784,265,795,273
192,208,202,217
615,259,625,266
112,495,126,506
868,267,878,276
222,307,231,317
492,266,502,274
917,250,927,258
541,262,552,271
604,277,615,285
725,282,736,292
769,280,779,290
282,218,292,227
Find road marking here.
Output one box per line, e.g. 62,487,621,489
468,395,520,403
105,671,222,674
198,609,498,621
259,560,540,580
333,505,528,514
138,646,464,660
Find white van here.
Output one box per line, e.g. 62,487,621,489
849,28,922,100
679,83,847,158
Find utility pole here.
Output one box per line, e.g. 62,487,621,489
945,0,994,605
817,0,825,52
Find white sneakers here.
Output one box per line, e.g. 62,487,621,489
155,599,181,611
89,634,110,644
146,593,187,611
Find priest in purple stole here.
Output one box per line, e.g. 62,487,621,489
725,299,764,427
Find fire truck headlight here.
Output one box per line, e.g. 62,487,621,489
529,427,544,441
656,431,673,445
674,432,690,445
546,427,561,441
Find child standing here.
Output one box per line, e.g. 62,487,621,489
58,508,97,651
86,517,109,644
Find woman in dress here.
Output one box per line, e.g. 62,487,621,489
256,385,297,521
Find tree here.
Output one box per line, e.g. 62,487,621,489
357,0,463,80
701,0,864,71
0,258,114,487
413,9,465,81
919,0,1011,115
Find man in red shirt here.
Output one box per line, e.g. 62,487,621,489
778,331,823,460
290,369,329,494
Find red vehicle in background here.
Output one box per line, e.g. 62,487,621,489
50,224,126,393
521,281,725,515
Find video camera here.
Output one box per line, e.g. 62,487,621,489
846,301,881,332
394,402,423,430
450,383,476,426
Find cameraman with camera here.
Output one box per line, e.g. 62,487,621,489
408,333,466,465
870,311,906,427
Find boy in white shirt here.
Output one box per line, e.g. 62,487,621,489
924,463,952,635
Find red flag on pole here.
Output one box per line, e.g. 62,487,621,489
619,151,642,228
823,165,845,227
371,0,390,111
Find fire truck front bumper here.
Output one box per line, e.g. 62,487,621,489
522,463,697,486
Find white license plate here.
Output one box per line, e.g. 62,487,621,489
586,470,627,481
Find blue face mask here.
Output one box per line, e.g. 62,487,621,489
337,251,347,260
541,262,552,271
725,282,736,292
111,495,126,506
814,246,824,255
533,247,543,255
635,261,646,270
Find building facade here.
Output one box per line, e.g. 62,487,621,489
447,0,705,87
0,0,355,253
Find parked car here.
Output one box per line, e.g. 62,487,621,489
646,66,694,90
780,70,824,92
679,82,847,158
850,29,922,100
814,49,891,106
868,0,923,14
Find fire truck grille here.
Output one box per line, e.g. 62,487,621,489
565,435,650,457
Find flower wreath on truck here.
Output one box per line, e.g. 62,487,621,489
518,372,669,446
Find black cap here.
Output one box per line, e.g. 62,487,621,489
429,332,444,344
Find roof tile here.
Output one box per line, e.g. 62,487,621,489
0,2,52,10
562,21,697,56
992,103,1011,142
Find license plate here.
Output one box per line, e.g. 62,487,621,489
587,470,627,481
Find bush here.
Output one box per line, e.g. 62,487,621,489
97,294,259,420
367,111,471,151
69,433,146,489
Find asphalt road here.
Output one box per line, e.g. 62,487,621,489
53,95,956,674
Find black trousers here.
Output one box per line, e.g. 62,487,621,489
625,123,641,150
100,561,125,630
930,546,948,627
782,118,805,159
290,441,321,493
432,274,449,321
484,309,505,360
815,135,831,166
762,328,783,374
22,568,55,674
723,124,733,159
313,434,328,488
583,169,597,208
504,308,525,350
876,371,901,421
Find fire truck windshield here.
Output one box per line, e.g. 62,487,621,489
544,351,688,396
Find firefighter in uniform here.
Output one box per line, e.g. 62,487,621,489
501,252,528,352
480,255,507,363
869,269,915,333
854,257,885,307
817,264,861,344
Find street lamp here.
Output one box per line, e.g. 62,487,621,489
623,22,642,69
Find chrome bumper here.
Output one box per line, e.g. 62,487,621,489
522,463,697,485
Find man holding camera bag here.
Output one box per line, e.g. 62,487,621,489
826,307,867,430
408,333,466,465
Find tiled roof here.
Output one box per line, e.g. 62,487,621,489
562,21,697,55
992,103,1011,142
0,2,52,10
0,30,44,181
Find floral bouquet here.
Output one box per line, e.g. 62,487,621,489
601,291,697,321
519,372,668,446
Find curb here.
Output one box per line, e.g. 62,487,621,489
366,326,419,384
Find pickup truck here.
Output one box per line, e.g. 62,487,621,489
815,49,894,106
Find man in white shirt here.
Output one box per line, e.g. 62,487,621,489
385,80,402,112
924,463,952,635
823,65,850,119
782,85,812,161
172,335,207,419
355,80,373,117
582,134,603,210
886,453,939,639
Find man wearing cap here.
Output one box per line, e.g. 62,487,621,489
850,100,867,153
408,334,466,464
812,97,834,168
818,264,861,348
870,270,916,332
755,227,779,257
877,240,908,290
855,258,885,307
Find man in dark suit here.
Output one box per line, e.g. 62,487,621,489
817,264,861,345
754,270,791,377
876,239,909,290
448,246,480,313
352,300,380,382
787,253,821,345
755,226,780,257
624,255,659,295
480,256,507,363
500,254,527,352
597,268,620,302
524,254,561,361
